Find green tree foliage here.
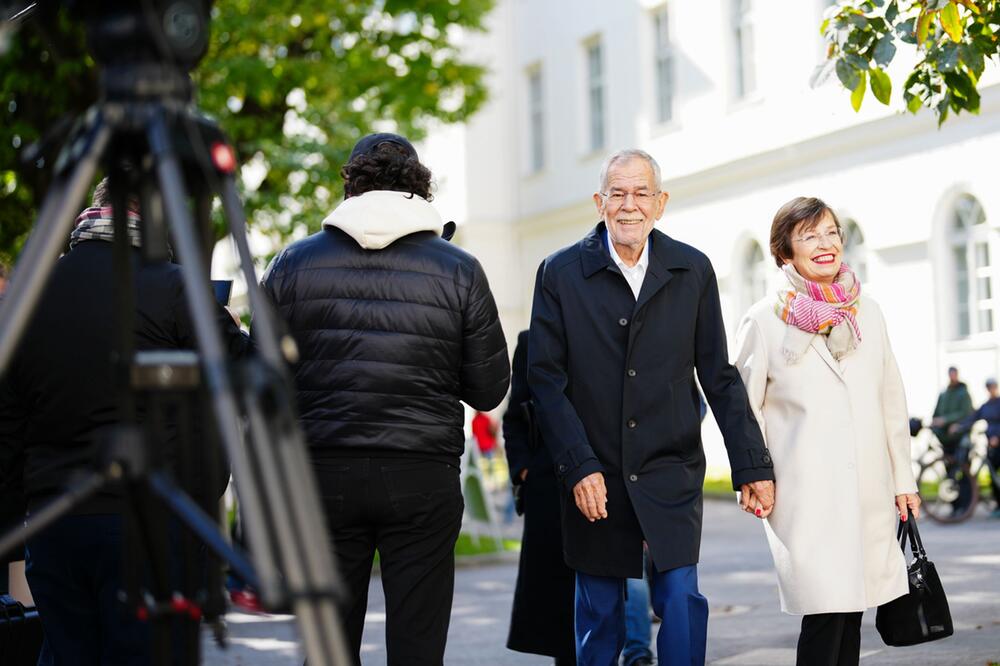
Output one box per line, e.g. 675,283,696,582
0,0,494,265
818,1,1000,125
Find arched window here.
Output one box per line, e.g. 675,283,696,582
951,195,991,338
740,241,768,315
841,219,867,283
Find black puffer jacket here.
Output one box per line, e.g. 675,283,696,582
261,190,510,464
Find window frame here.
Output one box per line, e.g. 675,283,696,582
526,64,545,174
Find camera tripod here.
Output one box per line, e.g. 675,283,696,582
0,4,349,665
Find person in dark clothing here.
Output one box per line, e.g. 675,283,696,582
952,377,1000,517
931,366,975,513
0,179,250,664
529,149,774,665
260,133,510,666
504,330,576,665
931,367,974,449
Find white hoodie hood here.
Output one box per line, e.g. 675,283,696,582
322,190,444,250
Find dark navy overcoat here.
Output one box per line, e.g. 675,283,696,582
528,223,774,578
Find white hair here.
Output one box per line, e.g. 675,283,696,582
598,149,662,193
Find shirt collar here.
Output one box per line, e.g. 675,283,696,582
605,229,650,273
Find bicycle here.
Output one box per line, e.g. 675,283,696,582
912,418,1000,524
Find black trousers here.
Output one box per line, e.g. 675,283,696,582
796,611,863,666
313,457,464,666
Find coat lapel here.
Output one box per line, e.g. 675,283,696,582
810,335,845,380
634,230,687,314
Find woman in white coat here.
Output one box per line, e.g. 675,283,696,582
735,197,921,666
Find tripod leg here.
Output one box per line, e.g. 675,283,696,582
147,472,258,587
145,112,282,603
0,116,112,375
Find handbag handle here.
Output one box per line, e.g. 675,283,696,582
896,507,927,561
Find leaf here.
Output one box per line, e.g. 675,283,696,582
938,42,961,71
836,58,862,90
873,34,897,65
846,53,870,71
954,0,980,14
896,18,917,43
906,91,924,113
851,70,867,111
870,67,892,104
940,3,964,42
885,1,899,24
917,10,935,44
848,13,870,29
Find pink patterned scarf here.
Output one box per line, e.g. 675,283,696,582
775,263,862,362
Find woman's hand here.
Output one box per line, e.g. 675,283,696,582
895,493,921,521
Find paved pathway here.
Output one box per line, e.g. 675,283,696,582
203,499,1000,665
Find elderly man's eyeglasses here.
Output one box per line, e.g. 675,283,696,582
599,190,660,206
792,228,843,249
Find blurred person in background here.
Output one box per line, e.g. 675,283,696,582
504,330,576,665
261,133,509,666
0,262,7,296
735,196,920,666
932,366,975,515
471,410,498,459
0,178,249,664
951,377,1000,518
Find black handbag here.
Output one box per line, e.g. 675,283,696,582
875,510,953,646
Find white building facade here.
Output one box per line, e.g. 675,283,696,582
422,0,1000,475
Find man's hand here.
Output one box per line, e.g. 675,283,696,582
931,417,945,427
989,436,999,448
519,469,528,482
739,480,775,518
573,472,608,522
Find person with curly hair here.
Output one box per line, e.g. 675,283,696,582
261,133,510,665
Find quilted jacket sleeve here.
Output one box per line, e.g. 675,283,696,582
459,259,510,411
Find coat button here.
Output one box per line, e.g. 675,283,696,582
762,453,771,464
627,419,637,429
618,317,628,326
627,369,637,377
629,474,638,482
558,464,566,473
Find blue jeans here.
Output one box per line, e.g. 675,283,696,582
623,575,653,665
25,514,151,665
575,565,708,666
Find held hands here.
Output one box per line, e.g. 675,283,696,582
739,480,775,519
895,493,921,521
573,472,608,522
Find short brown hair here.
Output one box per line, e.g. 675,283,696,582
769,197,841,268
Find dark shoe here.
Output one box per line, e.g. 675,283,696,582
626,658,654,666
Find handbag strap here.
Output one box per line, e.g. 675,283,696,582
897,507,928,560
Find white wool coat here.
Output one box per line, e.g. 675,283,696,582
734,295,917,615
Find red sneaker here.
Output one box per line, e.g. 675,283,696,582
229,589,263,613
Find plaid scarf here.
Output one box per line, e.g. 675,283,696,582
70,206,144,250
775,263,862,362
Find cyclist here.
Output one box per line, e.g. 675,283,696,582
931,366,975,515
951,378,1000,518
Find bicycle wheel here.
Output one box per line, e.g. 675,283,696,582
917,456,980,524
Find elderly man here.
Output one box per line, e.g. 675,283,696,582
528,149,775,665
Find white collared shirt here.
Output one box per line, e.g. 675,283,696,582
608,238,650,300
